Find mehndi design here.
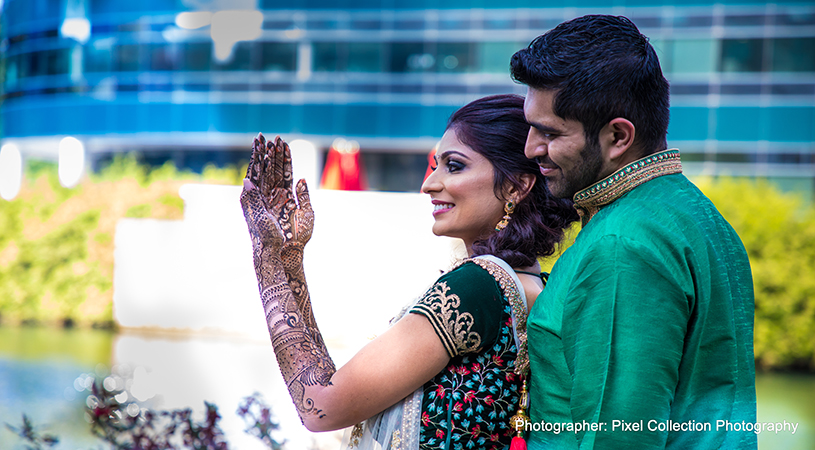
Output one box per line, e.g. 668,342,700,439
240,133,336,421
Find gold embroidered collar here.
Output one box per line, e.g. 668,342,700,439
573,149,683,225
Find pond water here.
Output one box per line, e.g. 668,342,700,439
1,326,813,450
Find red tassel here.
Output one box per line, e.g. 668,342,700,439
510,436,527,450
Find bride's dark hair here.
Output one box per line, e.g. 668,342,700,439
446,94,579,267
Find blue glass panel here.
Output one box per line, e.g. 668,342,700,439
57,102,100,135
113,101,142,133
214,104,253,133
258,104,293,133
716,107,761,141
387,104,423,137
180,103,210,132
300,104,336,135
668,106,709,141
432,105,458,136
146,103,175,132
345,104,379,136
766,107,815,142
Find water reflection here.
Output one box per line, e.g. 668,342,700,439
1,326,814,450
0,326,343,450
755,372,815,449
0,326,113,449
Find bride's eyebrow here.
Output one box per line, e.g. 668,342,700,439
437,150,471,161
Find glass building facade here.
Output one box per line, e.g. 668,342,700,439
1,0,814,194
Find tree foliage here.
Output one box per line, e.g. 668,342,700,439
0,157,245,327
696,177,815,371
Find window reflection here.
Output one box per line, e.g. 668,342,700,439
313,42,340,72
1,9,814,105
389,42,427,72
213,42,251,71
115,44,141,72
480,42,523,74
347,43,381,72
182,42,211,71
149,44,177,71
720,39,764,72
260,42,297,71
437,42,472,73
772,38,815,72
386,42,475,73
672,39,716,74
84,39,114,73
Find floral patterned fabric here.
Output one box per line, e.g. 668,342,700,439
410,262,523,450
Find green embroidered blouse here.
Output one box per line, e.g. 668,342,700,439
410,260,525,450
527,150,757,449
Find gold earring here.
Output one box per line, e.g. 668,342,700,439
495,200,515,232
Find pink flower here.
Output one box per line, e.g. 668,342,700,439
463,390,476,403
422,412,430,426
484,395,494,405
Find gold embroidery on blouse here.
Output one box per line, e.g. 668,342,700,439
414,282,481,356
452,258,529,376
573,149,683,226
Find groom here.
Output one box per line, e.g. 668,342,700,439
512,15,757,449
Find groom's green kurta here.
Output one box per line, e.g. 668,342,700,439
527,150,757,449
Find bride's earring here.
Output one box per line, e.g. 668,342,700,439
495,200,515,232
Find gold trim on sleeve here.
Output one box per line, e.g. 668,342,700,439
412,281,482,357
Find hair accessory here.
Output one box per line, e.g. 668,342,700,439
494,200,515,232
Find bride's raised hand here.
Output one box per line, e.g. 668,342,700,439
240,133,284,252
267,136,314,272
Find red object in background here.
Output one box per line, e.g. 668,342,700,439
423,145,437,183
320,139,367,191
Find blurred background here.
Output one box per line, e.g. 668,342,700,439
0,0,814,449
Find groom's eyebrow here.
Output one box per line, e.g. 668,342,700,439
527,120,561,134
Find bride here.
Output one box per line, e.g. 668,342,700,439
240,94,577,449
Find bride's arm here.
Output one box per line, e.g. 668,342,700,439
241,135,449,431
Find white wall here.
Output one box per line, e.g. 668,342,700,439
113,184,463,346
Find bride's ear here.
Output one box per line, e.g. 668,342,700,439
505,173,536,203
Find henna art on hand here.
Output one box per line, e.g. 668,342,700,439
240,133,336,422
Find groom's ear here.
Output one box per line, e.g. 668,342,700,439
600,118,636,163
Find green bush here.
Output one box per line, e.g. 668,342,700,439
696,177,815,371
0,157,245,327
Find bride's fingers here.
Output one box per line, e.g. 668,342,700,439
246,139,255,181
262,143,276,201
295,179,311,214
281,138,294,194
258,132,266,153
273,136,288,191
